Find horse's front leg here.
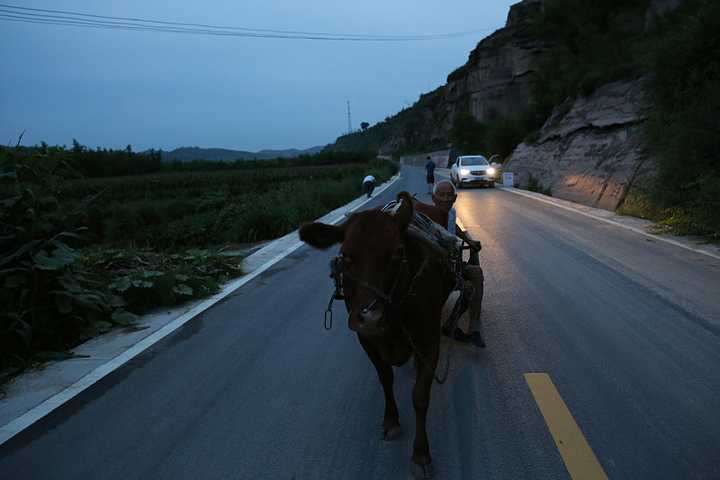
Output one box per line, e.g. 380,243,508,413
410,342,438,479
358,336,401,440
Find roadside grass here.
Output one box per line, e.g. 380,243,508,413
526,174,553,197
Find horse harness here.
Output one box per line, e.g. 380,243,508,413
323,242,455,384
324,243,429,330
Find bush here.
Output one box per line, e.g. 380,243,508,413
526,174,553,196
644,0,720,239
0,149,137,375
449,110,538,159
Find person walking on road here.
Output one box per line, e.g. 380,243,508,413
425,156,436,194
361,174,376,198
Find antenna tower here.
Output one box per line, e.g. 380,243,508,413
346,100,352,134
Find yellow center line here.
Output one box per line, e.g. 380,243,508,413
524,373,609,480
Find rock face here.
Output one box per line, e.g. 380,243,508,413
334,0,688,212
505,79,652,210
336,0,550,156
443,0,548,124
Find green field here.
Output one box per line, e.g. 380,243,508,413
0,146,396,376
69,162,394,248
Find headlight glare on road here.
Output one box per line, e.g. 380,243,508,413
460,168,470,175
487,167,496,176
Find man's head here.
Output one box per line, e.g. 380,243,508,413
432,180,457,213
426,155,431,161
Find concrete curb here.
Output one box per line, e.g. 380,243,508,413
0,173,402,446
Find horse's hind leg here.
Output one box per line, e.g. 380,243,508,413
358,337,401,440
464,265,486,348
410,345,438,479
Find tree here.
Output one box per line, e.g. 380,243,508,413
72,138,85,153
360,122,370,131
449,111,485,153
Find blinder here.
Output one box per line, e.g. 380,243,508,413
329,255,345,300
323,241,430,333
329,245,408,309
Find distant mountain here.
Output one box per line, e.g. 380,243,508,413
158,145,325,162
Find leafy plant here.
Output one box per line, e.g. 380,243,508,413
0,148,135,373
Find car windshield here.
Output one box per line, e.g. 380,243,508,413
460,156,488,166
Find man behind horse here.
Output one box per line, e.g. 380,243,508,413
430,181,485,347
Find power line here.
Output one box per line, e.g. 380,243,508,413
0,3,495,41
0,12,339,39
0,13,441,41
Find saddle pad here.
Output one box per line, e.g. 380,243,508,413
381,201,462,253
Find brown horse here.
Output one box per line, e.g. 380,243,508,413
299,192,455,478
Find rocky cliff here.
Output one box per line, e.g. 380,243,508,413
443,0,547,124
334,0,685,212
505,79,652,210
333,0,549,155
504,0,684,210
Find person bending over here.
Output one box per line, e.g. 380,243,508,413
361,174,376,198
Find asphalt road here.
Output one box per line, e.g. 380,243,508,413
1,166,719,479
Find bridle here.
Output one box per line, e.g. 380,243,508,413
323,243,429,331
321,230,453,385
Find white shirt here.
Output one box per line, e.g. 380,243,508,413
447,207,457,235
362,175,375,184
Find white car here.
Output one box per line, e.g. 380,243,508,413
450,155,498,188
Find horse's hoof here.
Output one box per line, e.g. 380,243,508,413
383,424,401,441
410,461,434,479
452,327,471,343
470,331,486,348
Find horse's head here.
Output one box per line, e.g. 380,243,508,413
299,192,414,337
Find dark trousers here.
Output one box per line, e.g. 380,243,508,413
362,181,375,198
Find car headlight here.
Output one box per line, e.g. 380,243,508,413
487,167,496,176
460,168,470,175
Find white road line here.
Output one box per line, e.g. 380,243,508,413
499,187,720,261
0,173,401,446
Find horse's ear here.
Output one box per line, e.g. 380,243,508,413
394,191,414,232
299,222,344,250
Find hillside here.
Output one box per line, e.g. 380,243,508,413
331,0,548,156
330,0,719,238
160,145,325,162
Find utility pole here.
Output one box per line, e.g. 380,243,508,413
346,100,352,134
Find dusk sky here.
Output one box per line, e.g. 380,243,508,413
1,0,517,152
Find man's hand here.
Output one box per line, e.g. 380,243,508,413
457,227,482,251
468,239,482,252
